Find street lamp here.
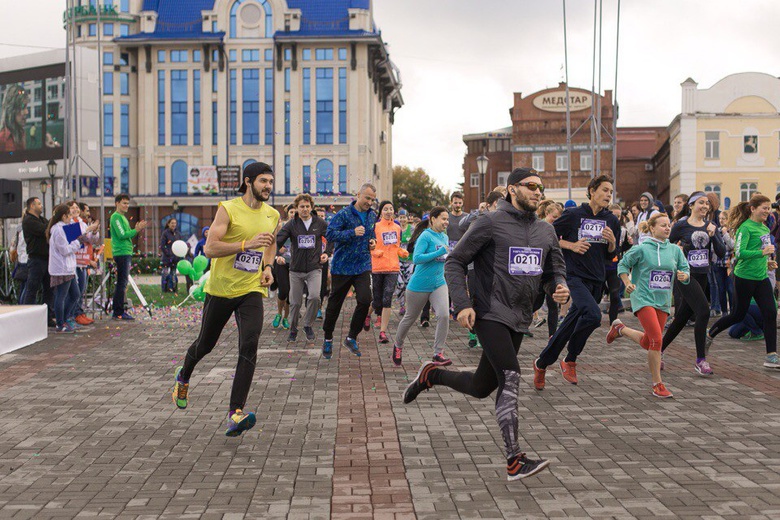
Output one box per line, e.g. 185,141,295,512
39,180,48,216
476,154,489,203
46,159,57,213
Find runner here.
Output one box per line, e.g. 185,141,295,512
533,175,620,389
391,206,450,366
315,206,330,319
446,192,467,318
371,201,408,344
706,194,779,368
403,168,569,481
532,200,564,338
606,213,690,398
172,162,279,437
271,205,294,330
277,194,329,343
395,209,414,316
660,191,725,375
321,183,378,359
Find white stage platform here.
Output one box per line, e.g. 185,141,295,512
0,305,48,355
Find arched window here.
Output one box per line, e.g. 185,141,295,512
704,184,721,202
242,158,257,171
230,0,272,39
161,212,199,241
171,160,188,195
740,182,757,202
316,159,334,194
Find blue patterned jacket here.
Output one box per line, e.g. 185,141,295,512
326,202,377,276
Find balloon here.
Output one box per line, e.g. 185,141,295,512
192,255,209,272
199,271,211,284
172,240,188,258
176,259,193,276
193,285,206,302
193,270,204,282
189,284,199,296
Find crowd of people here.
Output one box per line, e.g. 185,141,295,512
8,161,780,482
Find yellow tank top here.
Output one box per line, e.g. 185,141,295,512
205,197,280,298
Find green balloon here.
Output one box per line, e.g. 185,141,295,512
192,269,204,282
176,259,193,276
193,255,209,272
193,285,206,302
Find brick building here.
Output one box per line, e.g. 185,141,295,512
615,127,669,204
461,127,512,211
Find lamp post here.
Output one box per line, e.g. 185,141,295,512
39,180,48,217
476,154,489,203
46,160,57,213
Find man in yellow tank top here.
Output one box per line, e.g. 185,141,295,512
172,162,280,437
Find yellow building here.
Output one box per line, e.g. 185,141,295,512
668,73,780,207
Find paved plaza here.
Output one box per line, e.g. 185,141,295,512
1,299,780,519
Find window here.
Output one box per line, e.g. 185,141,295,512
264,49,273,61
120,0,129,13
284,101,290,144
302,68,310,145
103,104,114,146
103,72,113,95
104,157,114,196
212,69,218,93
157,50,165,63
532,153,544,172
171,50,188,62
338,68,347,144
264,69,273,144
158,166,166,195
120,53,129,65
157,70,165,145
120,72,129,95
470,173,479,188
229,50,237,62
302,49,311,61
171,160,188,195
34,88,41,102
284,155,291,193
171,70,187,145
230,0,273,39
211,21,217,32
243,159,257,171
193,70,201,145
316,68,333,144
704,184,721,203
120,24,129,37
212,101,218,146
740,182,757,202
705,131,719,159
120,158,129,194
556,153,568,172
161,212,199,239
104,23,114,36
80,177,98,197
284,48,291,61
315,48,333,61
338,48,347,61
103,52,114,65
338,165,347,193
316,159,333,194
120,104,129,146
230,70,236,145
497,171,509,187
744,135,758,154
580,152,592,172
242,49,260,62
47,84,59,98
242,69,260,144
284,68,290,92
303,165,311,193
89,24,97,36
193,50,201,62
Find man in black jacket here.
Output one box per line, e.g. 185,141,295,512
277,194,331,343
404,168,569,481
21,197,54,324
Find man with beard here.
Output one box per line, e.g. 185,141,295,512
533,175,620,389
403,168,569,481
172,162,279,437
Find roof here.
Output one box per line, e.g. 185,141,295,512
463,126,513,141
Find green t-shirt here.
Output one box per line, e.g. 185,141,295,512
110,211,137,257
733,218,771,281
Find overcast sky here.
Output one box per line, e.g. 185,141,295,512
3,1,780,191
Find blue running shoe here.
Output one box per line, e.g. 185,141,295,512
343,337,361,357
322,339,333,359
225,409,256,437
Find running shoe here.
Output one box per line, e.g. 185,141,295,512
272,314,282,328
363,316,371,331
740,332,764,341
560,360,578,385
54,324,76,334
225,409,256,437
694,359,713,376
172,367,188,409
322,339,333,359
392,344,402,366
606,319,625,344
374,315,382,329
316,309,323,319
65,319,82,330
507,453,551,481
533,358,546,391
710,309,722,317
763,353,780,369
304,326,316,342
287,329,298,342
282,318,290,330
531,316,547,329
686,319,695,327
432,353,452,366
421,319,430,328
652,382,673,398
403,361,436,404
75,314,94,325
343,337,361,357
468,332,478,349
113,312,135,321
379,331,389,344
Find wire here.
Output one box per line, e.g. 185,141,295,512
0,42,62,50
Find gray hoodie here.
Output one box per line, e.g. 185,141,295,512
445,199,567,333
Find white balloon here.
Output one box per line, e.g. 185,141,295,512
172,240,188,258
189,284,199,295
199,271,211,284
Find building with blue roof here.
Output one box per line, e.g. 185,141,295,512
66,0,401,244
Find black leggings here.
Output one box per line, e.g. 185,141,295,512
323,272,371,340
605,269,622,324
662,272,711,359
181,292,264,412
273,263,291,301
709,276,777,354
429,319,524,460
533,291,559,338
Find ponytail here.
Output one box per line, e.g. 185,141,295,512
407,205,448,256
727,194,770,232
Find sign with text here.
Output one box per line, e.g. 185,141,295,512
532,91,592,113
217,165,241,195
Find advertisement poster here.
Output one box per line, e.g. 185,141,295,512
187,165,219,195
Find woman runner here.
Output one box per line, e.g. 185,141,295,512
371,201,409,343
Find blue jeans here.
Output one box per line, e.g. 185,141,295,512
711,265,733,314
161,264,177,292
22,255,54,320
113,255,131,317
728,304,763,338
538,276,603,368
73,267,87,316
54,278,81,327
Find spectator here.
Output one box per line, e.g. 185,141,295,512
22,196,54,326
194,226,210,270
69,201,99,325
160,218,183,292
10,220,28,303
728,301,765,342
110,194,147,320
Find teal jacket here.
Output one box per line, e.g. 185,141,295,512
618,238,690,315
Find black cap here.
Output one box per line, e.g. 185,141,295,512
238,162,274,194
506,167,540,186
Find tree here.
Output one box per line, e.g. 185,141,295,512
392,166,449,217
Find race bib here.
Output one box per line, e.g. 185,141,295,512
449,240,458,250
508,247,543,276
382,231,398,245
298,235,316,249
435,244,448,262
760,234,771,247
649,270,673,290
579,219,606,242
687,249,709,268
233,250,263,272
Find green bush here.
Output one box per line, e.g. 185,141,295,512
130,253,162,275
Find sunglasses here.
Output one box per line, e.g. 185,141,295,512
515,181,545,193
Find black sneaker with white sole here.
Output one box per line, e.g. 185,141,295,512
403,361,436,404
507,453,551,481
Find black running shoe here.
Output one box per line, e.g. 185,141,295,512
421,320,430,328
304,326,315,342
287,329,297,342
343,337,361,357
507,453,551,481
403,361,436,404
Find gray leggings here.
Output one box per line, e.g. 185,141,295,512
395,285,449,355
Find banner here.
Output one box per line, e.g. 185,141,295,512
187,165,219,195
217,165,241,195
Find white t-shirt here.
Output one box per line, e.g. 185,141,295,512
302,217,312,231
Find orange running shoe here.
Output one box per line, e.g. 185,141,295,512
606,319,624,344
560,359,578,385
75,314,94,325
652,382,673,398
533,358,546,391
